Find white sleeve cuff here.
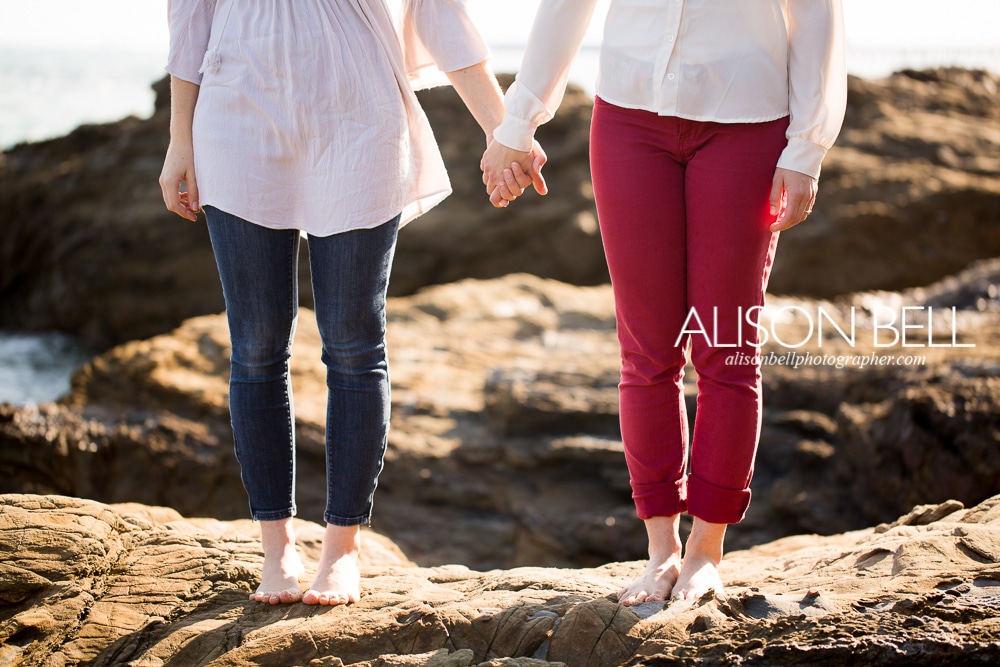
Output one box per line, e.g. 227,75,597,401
493,115,536,152
493,80,553,151
776,137,828,179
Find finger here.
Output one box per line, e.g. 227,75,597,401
159,179,176,213
177,192,198,222
161,179,196,221
531,154,548,196
498,181,517,202
530,154,548,196
485,168,504,196
768,171,783,217
510,162,533,191
503,168,525,197
185,172,200,213
490,186,508,208
772,195,809,232
788,188,813,221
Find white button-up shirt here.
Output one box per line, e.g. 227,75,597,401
166,0,489,236
494,0,847,178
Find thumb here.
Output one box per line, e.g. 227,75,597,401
768,171,783,217
186,169,201,212
532,154,548,196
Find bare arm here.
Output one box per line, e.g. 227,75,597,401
445,61,548,206
159,76,201,221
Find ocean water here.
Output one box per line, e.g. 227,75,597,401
3,41,999,150
0,332,95,405
0,47,166,149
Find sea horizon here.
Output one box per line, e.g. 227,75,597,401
2,42,999,151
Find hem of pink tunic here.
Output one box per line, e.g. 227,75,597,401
198,186,451,238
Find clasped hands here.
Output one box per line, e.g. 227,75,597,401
481,141,818,231
481,138,548,208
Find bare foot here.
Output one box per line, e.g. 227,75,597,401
672,518,726,601
252,518,303,605
302,524,361,606
619,515,682,606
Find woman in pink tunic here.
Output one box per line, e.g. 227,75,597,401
160,0,545,606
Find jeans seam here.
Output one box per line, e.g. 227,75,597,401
284,231,297,513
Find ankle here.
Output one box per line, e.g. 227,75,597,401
259,518,297,555
322,524,362,558
684,519,726,564
644,515,682,561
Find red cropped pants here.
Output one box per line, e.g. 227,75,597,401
590,97,789,525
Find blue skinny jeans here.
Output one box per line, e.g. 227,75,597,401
205,206,399,526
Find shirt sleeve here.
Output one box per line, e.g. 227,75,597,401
493,0,601,151
402,0,490,87
777,0,848,179
164,0,216,85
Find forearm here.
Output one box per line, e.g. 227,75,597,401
169,76,200,144
493,0,600,150
444,60,505,142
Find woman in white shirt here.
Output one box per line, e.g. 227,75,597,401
160,0,544,607
484,0,847,603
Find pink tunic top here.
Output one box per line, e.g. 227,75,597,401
166,0,489,236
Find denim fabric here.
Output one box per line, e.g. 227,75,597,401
205,206,399,526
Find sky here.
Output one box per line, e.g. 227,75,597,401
1,0,999,54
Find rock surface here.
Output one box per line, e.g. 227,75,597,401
2,267,999,570
2,69,998,347
769,67,1000,297
3,494,1000,667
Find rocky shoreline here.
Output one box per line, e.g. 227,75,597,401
3,493,999,666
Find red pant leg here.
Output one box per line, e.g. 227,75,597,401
592,97,789,525
590,98,691,519
683,117,789,524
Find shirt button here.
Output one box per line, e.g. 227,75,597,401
667,73,676,81
668,35,675,41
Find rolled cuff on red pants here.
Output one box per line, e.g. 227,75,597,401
632,476,688,520
686,473,752,525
